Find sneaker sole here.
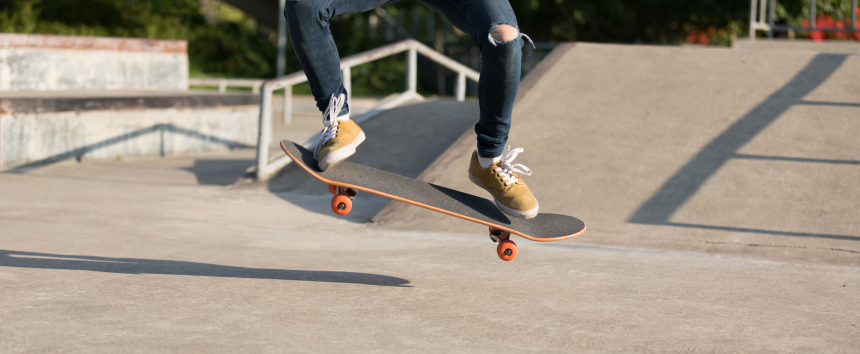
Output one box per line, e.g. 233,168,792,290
468,172,539,219
319,130,366,171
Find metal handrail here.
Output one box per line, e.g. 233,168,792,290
750,0,858,39
188,78,264,94
254,38,480,181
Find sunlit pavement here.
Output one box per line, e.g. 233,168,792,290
2,42,859,351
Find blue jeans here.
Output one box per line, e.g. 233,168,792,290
284,0,524,158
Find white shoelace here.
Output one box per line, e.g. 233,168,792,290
494,147,533,186
314,93,346,160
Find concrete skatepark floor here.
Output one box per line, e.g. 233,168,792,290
2,42,859,352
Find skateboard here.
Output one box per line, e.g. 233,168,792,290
280,140,586,261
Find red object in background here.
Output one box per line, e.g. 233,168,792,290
685,30,710,45
803,7,860,41
855,6,860,40
802,18,826,41
685,31,698,44
698,32,710,45
832,20,848,40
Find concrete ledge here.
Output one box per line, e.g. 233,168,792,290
734,38,860,54
0,91,260,169
0,34,189,91
0,91,259,114
0,33,186,53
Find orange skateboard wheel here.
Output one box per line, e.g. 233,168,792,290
329,184,337,195
497,240,518,261
331,194,352,215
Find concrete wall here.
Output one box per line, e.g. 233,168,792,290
0,105,258,169
0,91,260,169
0,34,188,91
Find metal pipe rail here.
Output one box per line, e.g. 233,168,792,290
188,78,264,94
254,38,480,181
750,0,858,39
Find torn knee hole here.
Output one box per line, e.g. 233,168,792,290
490,24,519,42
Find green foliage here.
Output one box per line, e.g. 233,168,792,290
776,0,858,25
349,55,407,96
777,0,857,24
508,0,750,44
0,0,279,78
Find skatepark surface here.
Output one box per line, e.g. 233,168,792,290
2,41,859,352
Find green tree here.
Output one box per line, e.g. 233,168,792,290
0,0,280,78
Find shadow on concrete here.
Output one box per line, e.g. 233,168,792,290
267,100,479,220
629,53,859,241
429,183,511,224
798,100,860,108
0,249,411,287
733,154,860,166
0,157,255,187
184,159,255,185
4,123,253,172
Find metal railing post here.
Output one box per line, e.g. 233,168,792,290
455,71,466,102
407,47,417,94
750,0,758,39
218,81,227,93
810,0,817,29
256,84,273,178
768,0,775,38
852,0,857,30
343,66,352,109
277,0,287,77
283,85,292,124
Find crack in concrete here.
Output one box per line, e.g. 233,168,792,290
700,241,859,254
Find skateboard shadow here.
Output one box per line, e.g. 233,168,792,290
428,184,511,224
0,249,411,287
183,158,256,185
3,155,255,188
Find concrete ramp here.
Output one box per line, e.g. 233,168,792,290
380,43,860,266
2,43,859,351
733,38,860,54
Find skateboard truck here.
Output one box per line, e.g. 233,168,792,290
489,227,517,261
329,184,358,215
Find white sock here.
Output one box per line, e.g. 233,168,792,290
477,154,501,169
336,114,350,122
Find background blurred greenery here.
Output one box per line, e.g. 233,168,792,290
0,0,277,78
0,0,856,93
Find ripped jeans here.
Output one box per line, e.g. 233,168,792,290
284,0,525,158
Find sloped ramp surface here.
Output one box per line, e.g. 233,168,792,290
382,42,860,265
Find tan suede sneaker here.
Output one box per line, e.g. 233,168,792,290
468,148,539,219
314,94,365,171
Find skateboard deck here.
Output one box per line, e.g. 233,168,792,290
280,140,586,260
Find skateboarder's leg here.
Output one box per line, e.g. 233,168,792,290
283,0,400,116
284,0,399,170
418,0,525,159
420,0,538,219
